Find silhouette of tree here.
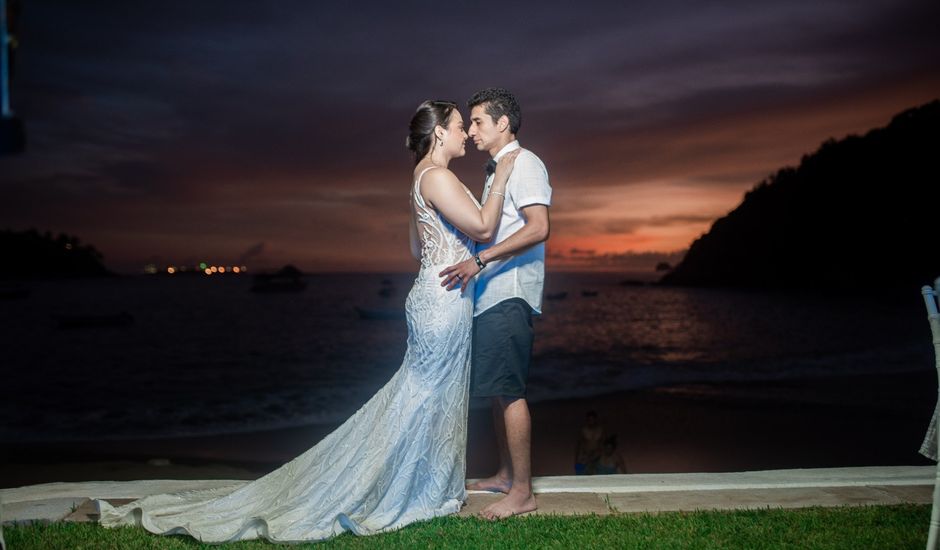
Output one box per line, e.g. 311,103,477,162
0,229,112,279
660,99,940,289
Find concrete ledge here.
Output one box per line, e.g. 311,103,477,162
606,485,933,513
2,466,935,524
1,479,246,505
518,466,935,494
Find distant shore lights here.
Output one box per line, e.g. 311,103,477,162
147,263,249,275
200,264,247,275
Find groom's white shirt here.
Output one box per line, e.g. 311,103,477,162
475,140,552,317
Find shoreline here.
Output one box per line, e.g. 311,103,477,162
2,371,935,489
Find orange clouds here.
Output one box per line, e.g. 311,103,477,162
542,75,940,271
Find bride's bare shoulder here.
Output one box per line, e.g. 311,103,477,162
418,167,459,189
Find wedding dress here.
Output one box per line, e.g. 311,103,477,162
97,167,478,543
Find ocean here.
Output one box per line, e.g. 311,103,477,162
0,272,932,442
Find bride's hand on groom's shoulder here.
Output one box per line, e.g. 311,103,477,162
494,149,521,181
439,259,480,292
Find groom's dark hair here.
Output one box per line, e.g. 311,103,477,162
468,88,521,134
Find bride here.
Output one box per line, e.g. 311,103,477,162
96,100,519,543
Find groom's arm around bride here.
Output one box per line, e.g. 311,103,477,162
440,202,549,291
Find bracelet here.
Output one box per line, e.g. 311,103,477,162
474,254,486,270
489,191,505,198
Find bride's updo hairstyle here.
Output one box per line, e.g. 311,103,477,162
406,100,458,165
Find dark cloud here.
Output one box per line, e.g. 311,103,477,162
2,0,938,271
237,242,265,266
548,248,688,272
556,214,722,238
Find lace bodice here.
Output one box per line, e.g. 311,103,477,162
412,167,476,268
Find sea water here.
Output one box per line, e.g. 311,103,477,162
0,272,930,441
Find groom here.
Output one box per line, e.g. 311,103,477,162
440,88,551,519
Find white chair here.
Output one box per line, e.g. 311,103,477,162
921,279,940,550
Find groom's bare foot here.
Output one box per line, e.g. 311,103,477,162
467,475,512,493
479,490,537,520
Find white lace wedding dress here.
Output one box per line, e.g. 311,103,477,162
97,167,478,543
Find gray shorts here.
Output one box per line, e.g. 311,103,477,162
470,298,534,398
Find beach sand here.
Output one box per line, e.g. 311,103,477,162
2,371,934,489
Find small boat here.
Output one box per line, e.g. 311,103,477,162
355,307,404,320
377,278,397,298
56,311,134,329
0,287,30,300
545,291,568,301
251,279,308,293
251,265,307,293
581,290,599,297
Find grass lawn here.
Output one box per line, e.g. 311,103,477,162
4,504,929,549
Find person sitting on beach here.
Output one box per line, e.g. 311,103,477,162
594,434,627,475
574,410,605,475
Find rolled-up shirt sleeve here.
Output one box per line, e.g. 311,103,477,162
510,151,552,210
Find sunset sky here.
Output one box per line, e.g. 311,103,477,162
2,0,938,273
